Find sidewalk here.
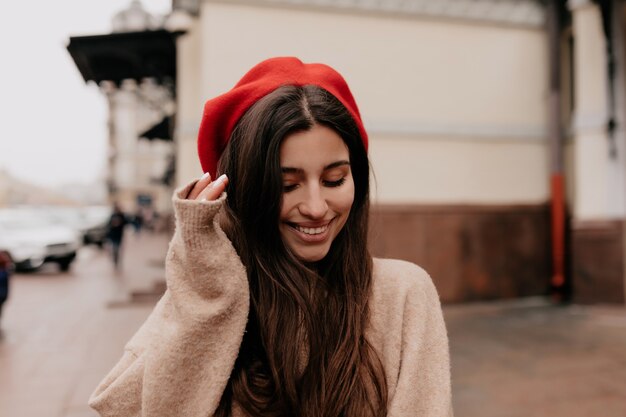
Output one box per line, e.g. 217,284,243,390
0,231,170,417
1,231,625,417
107,231,170,305
446,298,626,417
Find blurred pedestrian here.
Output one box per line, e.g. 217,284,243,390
0,250,12,328
106,203,128,271
132,208,144,234
90,57,452,416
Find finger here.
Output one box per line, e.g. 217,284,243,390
197,174,228,201
197,174,228,202
187,172,212,200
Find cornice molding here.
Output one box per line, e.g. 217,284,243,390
571,111,610,136
178,120,547,142
206,0,546,28
366,121,546,141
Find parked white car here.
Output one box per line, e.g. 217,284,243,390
32,205,111,248
0,209,82,271
80,206,111,247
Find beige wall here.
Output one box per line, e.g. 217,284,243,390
176,18,205,186
177,1,549,204
369,136,548,204
569,1,626,220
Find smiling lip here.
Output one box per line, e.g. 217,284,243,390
287,219,334,243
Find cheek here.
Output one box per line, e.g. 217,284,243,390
279,194,295,219
334,182,355,214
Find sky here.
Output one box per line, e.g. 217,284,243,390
0,0,171,188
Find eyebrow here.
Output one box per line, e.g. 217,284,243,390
281,160,350,174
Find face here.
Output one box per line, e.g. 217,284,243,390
279,124,355,263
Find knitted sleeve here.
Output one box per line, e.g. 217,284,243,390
88,181,249,417
387,266,454,417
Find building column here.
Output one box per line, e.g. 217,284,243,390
569,0,625,303
175,17,204,187
111,80,140,208
101,81,138,305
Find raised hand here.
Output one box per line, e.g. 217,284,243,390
186,173,229,201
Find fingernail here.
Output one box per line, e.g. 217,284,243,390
201,172,211,180
214,174,227,184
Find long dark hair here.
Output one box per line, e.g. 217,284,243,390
215,85,387,417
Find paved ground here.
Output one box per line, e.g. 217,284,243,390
1,231,625,417
0,232,166,417
446,299,626,417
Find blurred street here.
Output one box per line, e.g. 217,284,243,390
0,232,169,417
0,232,625,417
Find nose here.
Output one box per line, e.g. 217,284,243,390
298,185,328,219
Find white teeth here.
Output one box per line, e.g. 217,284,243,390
295,224,328,235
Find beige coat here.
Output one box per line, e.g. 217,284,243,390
89,183,453,416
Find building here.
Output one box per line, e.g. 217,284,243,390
69,0,626,304
68,1,177,218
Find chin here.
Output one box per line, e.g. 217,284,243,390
290,240,330,263
293,247,330,263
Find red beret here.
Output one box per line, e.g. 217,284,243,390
197,57,368,178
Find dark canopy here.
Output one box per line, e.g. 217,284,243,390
67,29,183,87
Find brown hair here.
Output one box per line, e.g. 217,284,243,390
215,85,387,417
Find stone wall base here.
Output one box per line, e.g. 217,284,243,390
571,221,625,304
369,203,551,303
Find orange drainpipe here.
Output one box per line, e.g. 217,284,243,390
550,175,565,290
548,0,567,300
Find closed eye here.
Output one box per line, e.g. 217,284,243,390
323,178,346,188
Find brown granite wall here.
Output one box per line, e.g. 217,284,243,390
571,221,624,304
369,204,551,303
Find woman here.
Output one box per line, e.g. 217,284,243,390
89,57,452,417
